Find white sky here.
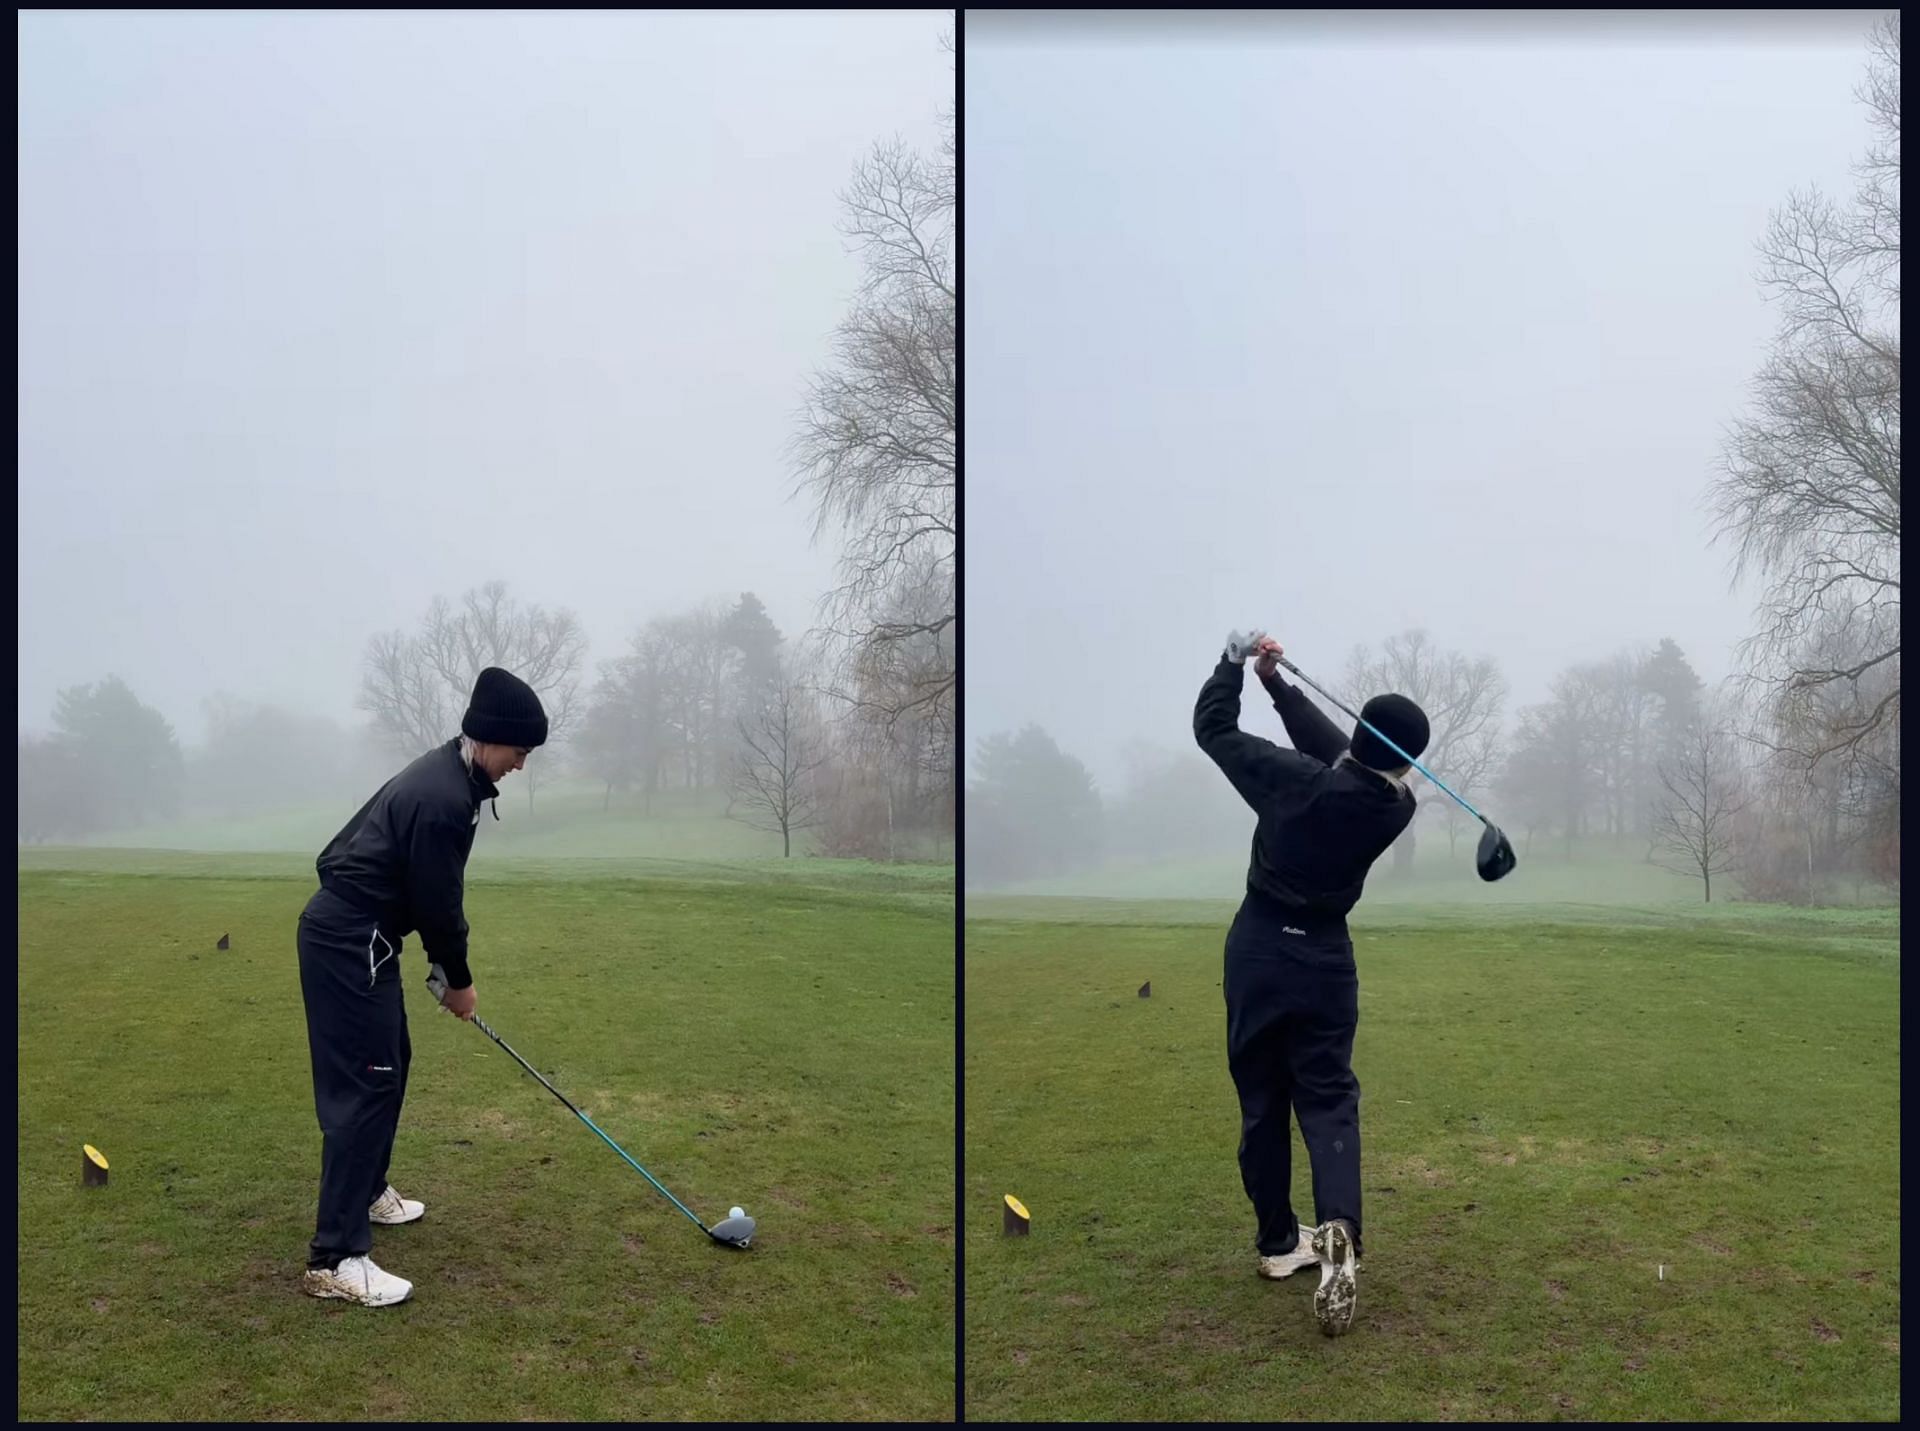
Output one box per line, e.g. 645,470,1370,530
964,9,1886,789
19,9,951,743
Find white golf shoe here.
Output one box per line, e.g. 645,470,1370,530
369,1185,426,1225
1257,1228,1321,1279
1312,1219,1360,1337
303,1254,413,1307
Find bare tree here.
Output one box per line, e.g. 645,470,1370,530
728,678,826,858
359,582,588,809
793,45,955,735
1346,630,1506,872
1712,14,1900,772
1650,715,1750,903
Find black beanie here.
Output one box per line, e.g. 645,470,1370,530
1349,693,1429,773
462,667,549,748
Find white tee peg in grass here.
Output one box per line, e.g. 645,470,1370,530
1004,1193,1031,1237
83,1145,109,1188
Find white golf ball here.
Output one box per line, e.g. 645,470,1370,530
729,1206,745,1220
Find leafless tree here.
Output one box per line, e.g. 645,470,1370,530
1650,714,1751,903
793,44,955,736
728,677,826,858
359,582,587,809
1712,14,1900,772
1345,630,1506,871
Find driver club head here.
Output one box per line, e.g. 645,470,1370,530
1476,821,1518,882
707,1213,756,1249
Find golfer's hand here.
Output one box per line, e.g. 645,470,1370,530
441,983,477,1022
1225,628,1268,665
1253,637,1285,682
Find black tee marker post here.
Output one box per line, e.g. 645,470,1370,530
1004,1194,1030,1236
1138,981,1151,998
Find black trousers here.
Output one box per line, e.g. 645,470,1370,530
297,887,412,1270
1223,892,1364,1258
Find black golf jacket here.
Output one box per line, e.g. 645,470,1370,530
1194,655,1416,920
315,738,499,990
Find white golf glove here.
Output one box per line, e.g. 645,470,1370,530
426,963,450,1006
1224,628,1268,666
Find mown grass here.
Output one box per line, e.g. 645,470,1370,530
19,857,955,1421
963,900,1899,1422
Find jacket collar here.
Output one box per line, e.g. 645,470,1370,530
447,737,500,803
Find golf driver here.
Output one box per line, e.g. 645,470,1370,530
1269,651,1518,882
426,965,756,1248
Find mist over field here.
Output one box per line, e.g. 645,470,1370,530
964,10,1900,909
19,10,955,863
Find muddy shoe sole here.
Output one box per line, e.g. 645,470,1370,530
1312,1222,1358,1337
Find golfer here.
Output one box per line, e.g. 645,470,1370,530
1194,629,1429,1337
297,666,548,1307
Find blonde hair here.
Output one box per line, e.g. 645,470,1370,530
459,735,479,771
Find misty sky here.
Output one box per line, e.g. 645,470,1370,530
966,10,1885,791
19,9,949,744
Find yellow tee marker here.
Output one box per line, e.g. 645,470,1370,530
1003,1193,1030,1236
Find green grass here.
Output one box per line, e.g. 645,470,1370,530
19,856,955,1421
963,899,1900,1422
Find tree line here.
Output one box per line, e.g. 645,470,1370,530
19,35,957,862
969,19,1899,908
966,626,1897,905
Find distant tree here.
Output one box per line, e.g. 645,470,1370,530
654,603,732,790
1650,713,1750,903
793,42,956,735
1344,630,1505,873
720,593,785,699
18,734,87,842
574,670,648,811
965,726,1102,886
1640,638,1704,755
1502,668,1609,861
1711,14,1899,771
49,675,185,828
728,677,827,858
1491,719,1563,856
359,581,588,811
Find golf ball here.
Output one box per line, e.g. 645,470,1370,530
729,1207,745,1220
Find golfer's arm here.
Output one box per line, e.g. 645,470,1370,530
1262,673,1351,765
408,815,474,989
1194,657,1293,806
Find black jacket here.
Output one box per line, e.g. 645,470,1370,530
315,739,499,989
1194,656,1416,919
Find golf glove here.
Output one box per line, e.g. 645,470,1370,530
426,963,450,1005
1224,628,1268,666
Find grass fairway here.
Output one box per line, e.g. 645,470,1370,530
964,896,1899,1422
19,851,955,1422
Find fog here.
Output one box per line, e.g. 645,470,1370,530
963,12,1898,901
964,12,1891,897
19,9,949,749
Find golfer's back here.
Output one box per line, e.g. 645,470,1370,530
1194,654,1416,919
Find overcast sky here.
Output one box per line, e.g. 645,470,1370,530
965,9,1887,791
19,9,949,744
